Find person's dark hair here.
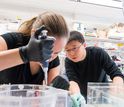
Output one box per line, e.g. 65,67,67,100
67,31,85,44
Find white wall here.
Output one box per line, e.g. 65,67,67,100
0,0,124,30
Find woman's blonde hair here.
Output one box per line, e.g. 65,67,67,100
32,11,69,37
18,17,37,36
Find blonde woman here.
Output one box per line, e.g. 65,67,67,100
0,11,68,85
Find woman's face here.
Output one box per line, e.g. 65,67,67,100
65,40,86,62
50,36,67,61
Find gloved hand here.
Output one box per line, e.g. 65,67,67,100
70,93,86,107
50,76,70,90
19,26,55,63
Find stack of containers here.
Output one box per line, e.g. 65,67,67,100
0,84,68,107
87,82,124,107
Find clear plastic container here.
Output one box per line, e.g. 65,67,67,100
87,82,124,107
0,84,68,107
54,88,68,107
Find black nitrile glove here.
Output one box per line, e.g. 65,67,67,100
50,76,70,90
19,26,55,63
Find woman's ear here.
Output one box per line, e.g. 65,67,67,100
83,43,87,48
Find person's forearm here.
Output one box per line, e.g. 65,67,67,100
48,66,60,85
112,76,124,85
0,48,24,71
69,81,80,94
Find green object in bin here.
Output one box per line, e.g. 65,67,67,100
71,93,86,107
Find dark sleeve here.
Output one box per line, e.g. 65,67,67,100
99,48,124,80
65,58,79,83
1,32,29,49
48,56,60,70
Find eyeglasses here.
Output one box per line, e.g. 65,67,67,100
65,44,82,54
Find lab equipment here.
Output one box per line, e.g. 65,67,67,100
38,27,49,86
0,84,68,107
87,82,124,107
38,26,55,85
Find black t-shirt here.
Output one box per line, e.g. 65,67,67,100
65,47,124,97
0,32,60,84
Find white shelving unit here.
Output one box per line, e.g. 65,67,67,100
85,36,124,44
85,36,124,74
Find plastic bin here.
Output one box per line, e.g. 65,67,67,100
87,82,124,107
54,88,68,107
0,84,68,107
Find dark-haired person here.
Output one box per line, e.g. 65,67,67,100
65,31,124,106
